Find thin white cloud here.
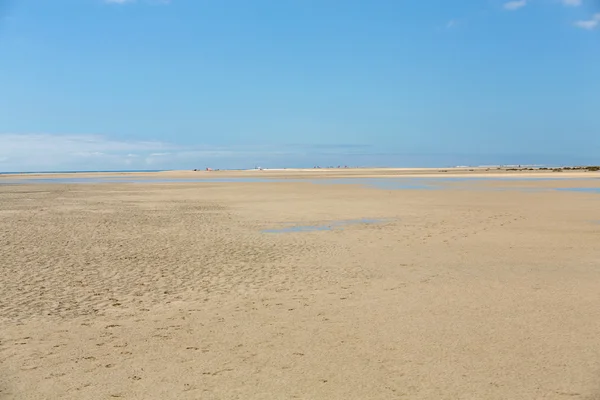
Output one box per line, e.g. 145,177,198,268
503,0,527,10
0,133,367,172
0,134,172,171
561,0,582,6
574,20,597,29
446,19,458,28
574,13,600,29
104,0,171,4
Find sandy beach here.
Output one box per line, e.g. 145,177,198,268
2,169,600,399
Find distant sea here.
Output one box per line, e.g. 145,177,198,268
0,170,167,175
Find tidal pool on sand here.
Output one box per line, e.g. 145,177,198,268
262,218,390,233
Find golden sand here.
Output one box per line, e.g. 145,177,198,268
1,170,600,399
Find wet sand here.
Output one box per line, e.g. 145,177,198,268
2,170,600,399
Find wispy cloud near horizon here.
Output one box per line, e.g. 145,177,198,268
561,0,582,6
0,134,594,172
0,133,370,172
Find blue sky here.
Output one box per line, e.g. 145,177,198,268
0,0,598,171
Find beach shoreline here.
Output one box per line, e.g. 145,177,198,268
3,166,600,180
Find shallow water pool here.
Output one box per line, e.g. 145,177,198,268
262,218,390,233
